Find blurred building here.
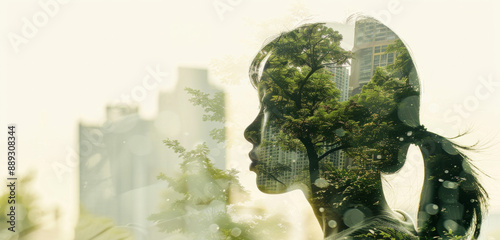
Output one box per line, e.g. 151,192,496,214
156,67,226,171
350,19,399,95
79,105,166,240
79,67,225,239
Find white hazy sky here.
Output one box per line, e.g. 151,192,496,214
1,0,499,239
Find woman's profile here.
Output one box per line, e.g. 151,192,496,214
244,18,487,239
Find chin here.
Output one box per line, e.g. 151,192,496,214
256,178,311,196
255,174,289,194
256,183,287,194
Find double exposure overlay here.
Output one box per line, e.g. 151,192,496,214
244,19,487,239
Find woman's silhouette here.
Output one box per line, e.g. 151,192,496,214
244,19,487,239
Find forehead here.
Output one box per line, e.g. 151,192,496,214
252,50,273,100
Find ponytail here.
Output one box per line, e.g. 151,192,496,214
416,130,487,239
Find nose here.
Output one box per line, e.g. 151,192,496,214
244,114,261,145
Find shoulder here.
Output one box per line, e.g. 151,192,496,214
351,226,418,239
326,212,417,240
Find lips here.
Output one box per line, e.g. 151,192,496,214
248,151,259,171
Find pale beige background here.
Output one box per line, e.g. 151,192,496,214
1,0,499,239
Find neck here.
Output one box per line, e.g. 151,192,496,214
307,172,393,238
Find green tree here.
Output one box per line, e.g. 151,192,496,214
251,23,356,196
149,86,289,239
149,140,288,240
185,88,226,144
386,39,415,81
347,66,419,172
254,22,420,193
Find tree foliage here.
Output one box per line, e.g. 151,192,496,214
149,139,288,239
254,23,353,154
251,24,360,201
151,85,290,239
185,87,226,143
354,227,418,240
254,22,420,182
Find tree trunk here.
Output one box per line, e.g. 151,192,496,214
299,137,324,227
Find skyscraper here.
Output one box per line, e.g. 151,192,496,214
326,64,350,102
256,124,309,193
322,65,349,170
350,19,399,95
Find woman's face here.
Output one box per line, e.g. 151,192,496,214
243,31,354,194
243,23,419,195
244,84,311,193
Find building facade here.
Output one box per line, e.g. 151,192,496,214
350,19,399,95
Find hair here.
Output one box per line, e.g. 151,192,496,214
248,18,488,239
417,132,487,238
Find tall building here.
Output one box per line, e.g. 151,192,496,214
322,65,349,170
79,67,226,239
350,19,399,95
79,105,167,240
256,125,309,193
326,64,350,102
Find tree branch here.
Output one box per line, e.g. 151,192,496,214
262,170,287,187
318,145,348,161
297,67,320,109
